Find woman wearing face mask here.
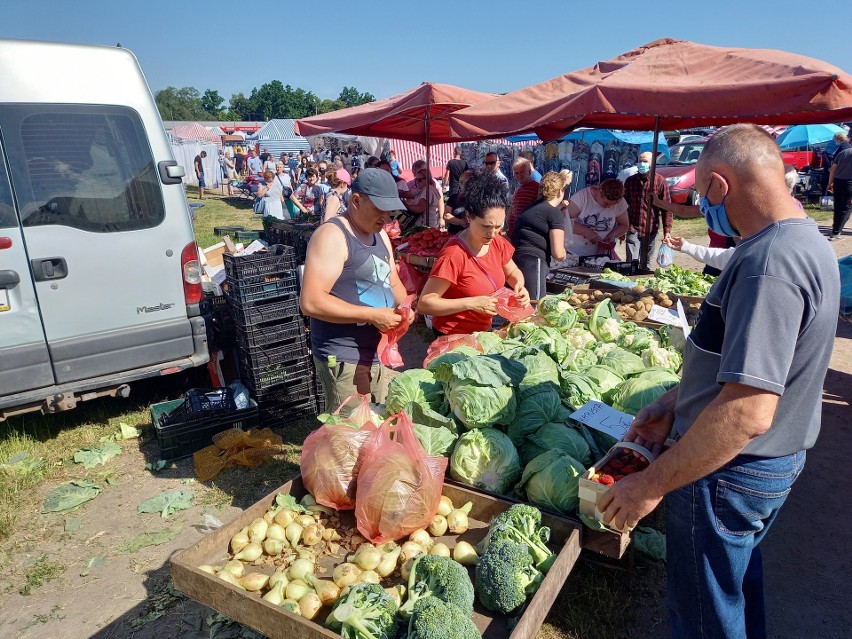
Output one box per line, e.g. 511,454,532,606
622,152,672,269
417,173,529,336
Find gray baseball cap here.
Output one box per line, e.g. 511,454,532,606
351,168,405,211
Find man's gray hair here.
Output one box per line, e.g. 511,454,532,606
513,157,531,170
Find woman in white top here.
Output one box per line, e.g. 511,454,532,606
256,169,286,220
563,178,630,258
322,169,351,222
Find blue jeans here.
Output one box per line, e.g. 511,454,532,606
666,451,806,639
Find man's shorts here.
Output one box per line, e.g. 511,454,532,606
198,175,206,188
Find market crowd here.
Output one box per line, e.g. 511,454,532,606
295,123,841,639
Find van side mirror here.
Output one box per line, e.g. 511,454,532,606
158,161,185,185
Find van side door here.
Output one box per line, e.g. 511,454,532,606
0,145,55,396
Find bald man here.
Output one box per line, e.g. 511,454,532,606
599,124,840,639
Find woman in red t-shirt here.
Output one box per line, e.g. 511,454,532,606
418,173,530,336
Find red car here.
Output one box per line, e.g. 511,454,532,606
656,139,812,214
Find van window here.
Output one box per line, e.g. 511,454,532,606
0,151,16,229
0,105,165,233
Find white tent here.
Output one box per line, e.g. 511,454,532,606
247,119,310,156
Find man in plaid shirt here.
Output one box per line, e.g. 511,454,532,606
624,152,672,269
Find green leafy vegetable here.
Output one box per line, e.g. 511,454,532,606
610,369,680,416
450,428,521,495
409,403,460,457
119,524,183,553
44,480,101,512
633,526,667,560
516,449,586,515
598,347,646,377
73,442,122,469
583,365,625,400
138,490,195,519
641,345,683,372
507,384,568,446
520,422,592,466
588,299,623,342
386,369,445,414
558,371,600,410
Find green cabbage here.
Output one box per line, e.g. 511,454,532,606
583,365,625,399
447,382,516,430
514,348,561,388
450,428,521,495
561,348,599,372
472,331,505,354
426,346,480,374
598,348,646,377
408,402,460,457
520,326,569,363
537,293,578,331
507,383,569,446
516,449,586,515
385,369,445,414
519,422,592,466
559,371,600,410
610,369,680,416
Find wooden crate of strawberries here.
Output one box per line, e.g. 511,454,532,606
578,442,655,532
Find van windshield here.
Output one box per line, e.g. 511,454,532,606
0,105,165,233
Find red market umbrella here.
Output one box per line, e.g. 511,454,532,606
449,38,852,140
449,38,852,265
295,82,496,144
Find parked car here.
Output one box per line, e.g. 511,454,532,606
0,40,209,420
656,138,812,209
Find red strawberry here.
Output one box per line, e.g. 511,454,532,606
609,458,625,470
613,474,625,481
621,464,636,475
598,474,615,486
601,465,614,475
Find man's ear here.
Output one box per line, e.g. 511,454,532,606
709,171,730,199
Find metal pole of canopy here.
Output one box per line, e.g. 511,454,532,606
639,116,662,272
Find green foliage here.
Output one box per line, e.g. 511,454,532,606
326,584,398,639
137,490,195,519
402,597,481,639
508,384,569,446
399,555,475,619
201,89,225,117
475,537,542,614
72,441,121,469
519,422,592,467
43,480,101,512
517,449,586,515
154,86,207,120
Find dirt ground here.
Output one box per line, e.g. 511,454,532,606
0,228,848,639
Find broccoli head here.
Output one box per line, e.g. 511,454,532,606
402,596,481,639
478,504,555,572
326,583,398,639
398,554,475,619
475,537,543,615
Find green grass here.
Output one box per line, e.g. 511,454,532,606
671,203,831,239
185,185,263,249
20,555,66,595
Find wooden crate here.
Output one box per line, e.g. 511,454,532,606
171,477,582,639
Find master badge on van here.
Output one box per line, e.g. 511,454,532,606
137,302,176,314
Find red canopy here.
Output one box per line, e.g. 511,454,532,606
295,82,496,144
449,38,852,140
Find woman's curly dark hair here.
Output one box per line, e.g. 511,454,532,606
463,171,510,218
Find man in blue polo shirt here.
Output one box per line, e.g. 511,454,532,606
600,124,839,639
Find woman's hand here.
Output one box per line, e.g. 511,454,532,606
664,235,684,251
466,296,498,316
513,284,530,307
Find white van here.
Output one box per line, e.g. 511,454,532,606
0,40,209,420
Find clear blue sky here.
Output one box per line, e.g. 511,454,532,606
2,0,850,109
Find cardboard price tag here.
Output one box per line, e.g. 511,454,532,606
569,400,634,440
647,304,681,326
676,299,692,339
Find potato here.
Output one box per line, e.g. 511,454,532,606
612,291,623,302
661,299,673,308
633,302,644,311
593,290,604,300
634,309,649,321
625,307,637,317
622,295,634,303
634,285,646,293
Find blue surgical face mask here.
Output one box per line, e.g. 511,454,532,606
699,194,738,237
637,161,650,174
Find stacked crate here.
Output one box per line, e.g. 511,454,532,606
223,245,321,425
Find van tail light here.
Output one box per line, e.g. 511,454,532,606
181,242,203,305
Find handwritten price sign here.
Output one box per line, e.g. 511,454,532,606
569,401,634,440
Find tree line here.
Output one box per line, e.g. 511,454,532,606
155,82,375,121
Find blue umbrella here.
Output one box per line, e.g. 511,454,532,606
776,123,845,149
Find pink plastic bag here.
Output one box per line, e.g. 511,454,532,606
422,333,484,368
493,288,534,322
329,393,375,427
300,393,378,511
397,260,427,295
354,412,448,543
383,219,402,239
378,295,415,369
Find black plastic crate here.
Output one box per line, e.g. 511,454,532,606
239,353,313,394
235,317,306,349
235,230,262,243
158,388,237,427
225,271,299,304
226,294,301,326
213,225,245,236
258,396,319,427
603,260,639,276
251,379,315,403
223,245,297,281
151,398,259,460
239,337,309,366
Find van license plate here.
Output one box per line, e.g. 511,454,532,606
0,289,9,312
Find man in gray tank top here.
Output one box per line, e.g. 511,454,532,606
301,168,407,407
598,125,840,638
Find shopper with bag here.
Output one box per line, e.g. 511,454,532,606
255,169,288,220
623,152,672,270
417,172,529,336
300,168,408,406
